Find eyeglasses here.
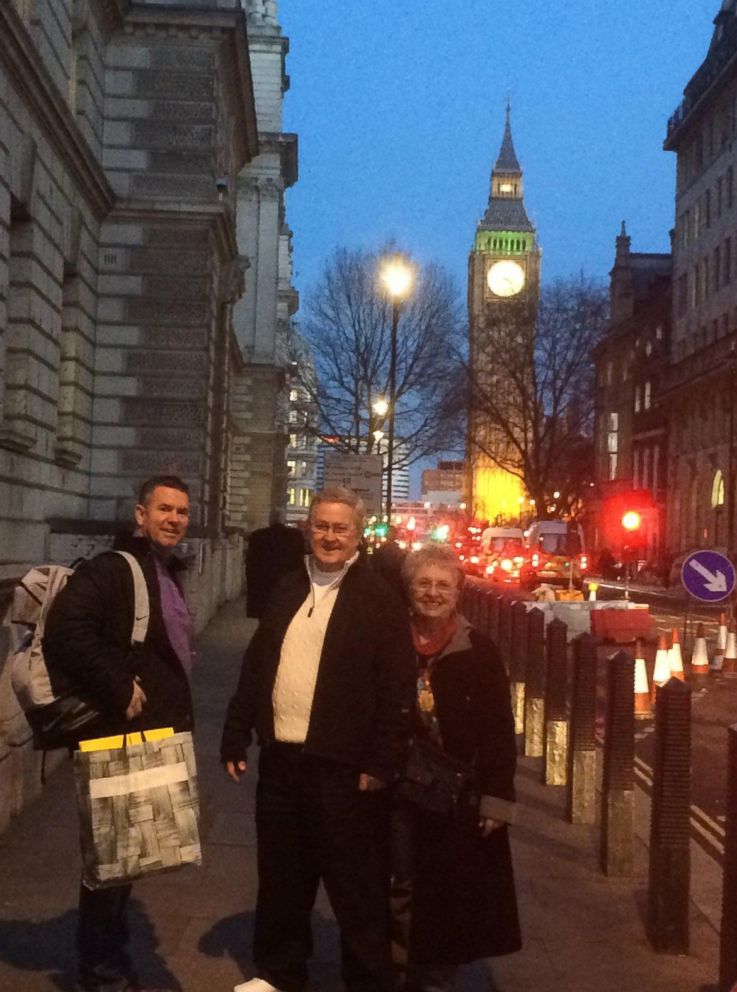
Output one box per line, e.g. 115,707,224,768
311,521,353,536
412,578,456,594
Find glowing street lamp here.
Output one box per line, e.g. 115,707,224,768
379,253,414,521
373,397,389,418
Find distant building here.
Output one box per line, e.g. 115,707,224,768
466,107,541,521
315,438,409,508
231,0,299,532
663,0,737,555
591,226,671,559
285,330,318,523
422,460,465,499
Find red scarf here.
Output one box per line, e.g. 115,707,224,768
411,614,458,657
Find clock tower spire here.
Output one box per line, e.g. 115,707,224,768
466,106,542,522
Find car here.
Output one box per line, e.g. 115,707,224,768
485,536,527,584
522,520,589,590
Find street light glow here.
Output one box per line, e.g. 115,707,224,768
373,398,389,417
372,429,384,442
380,256,413,299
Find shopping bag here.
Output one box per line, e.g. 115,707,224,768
74,730,201,888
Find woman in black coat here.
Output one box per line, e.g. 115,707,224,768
391,544,521,992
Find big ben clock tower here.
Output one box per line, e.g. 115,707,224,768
467,105,541,522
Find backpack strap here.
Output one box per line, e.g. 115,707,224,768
114,551,150,645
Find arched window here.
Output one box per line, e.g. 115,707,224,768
712,469,725,508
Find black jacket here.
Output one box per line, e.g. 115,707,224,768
245,523,306,618
43,535,194,737
221,560,415,781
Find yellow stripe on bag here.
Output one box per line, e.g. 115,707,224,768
78,727,175,752
88,761,189,799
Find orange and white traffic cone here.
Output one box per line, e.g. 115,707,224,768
712,612,727,672
690,622,710,682
634,639,652,719
668,627,685,682
723,621,737,677
651,633,671,700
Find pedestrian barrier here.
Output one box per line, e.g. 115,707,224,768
720,722,737,992
523,606,546,758
647,678,691,954
509,600,528,735
543,617,568,786
566,632,597,824
600,650,635,877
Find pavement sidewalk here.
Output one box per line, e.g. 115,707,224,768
0,598,722,992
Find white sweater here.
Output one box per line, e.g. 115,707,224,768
272,554,358,743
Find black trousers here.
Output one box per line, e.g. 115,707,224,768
254,743,394,992
76,881,134,991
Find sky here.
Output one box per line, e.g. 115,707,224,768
280,0,719,297
278,0,721,492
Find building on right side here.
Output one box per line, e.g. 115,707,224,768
663,1,737,556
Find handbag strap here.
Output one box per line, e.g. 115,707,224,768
114,551,150,645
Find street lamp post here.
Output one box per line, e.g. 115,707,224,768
379,255,413,522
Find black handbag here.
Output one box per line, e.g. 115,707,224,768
395,738,473,817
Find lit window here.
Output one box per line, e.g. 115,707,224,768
608,453,618,481
712,469,726,508
287,487,296,505
634,386,641,413
644,380,652,410
289,389,299,402
287,460,296,476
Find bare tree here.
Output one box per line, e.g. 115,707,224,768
300,246,465,467
467,275,609,516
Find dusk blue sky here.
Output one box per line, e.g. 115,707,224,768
281,0,719,300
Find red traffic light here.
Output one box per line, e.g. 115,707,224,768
621,510,642,532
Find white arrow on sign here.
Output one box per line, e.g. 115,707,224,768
688,558,728,592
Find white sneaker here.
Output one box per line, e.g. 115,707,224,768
234,979,284,992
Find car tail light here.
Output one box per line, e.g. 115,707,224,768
485,564,494,575
470,555,479,565
459,554,465,561
579,554,589,570
501,558,513,572
513,555,524,566
531,552,540,568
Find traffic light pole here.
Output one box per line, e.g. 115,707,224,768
385,299,399,523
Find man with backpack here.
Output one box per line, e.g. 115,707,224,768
43,475,195,992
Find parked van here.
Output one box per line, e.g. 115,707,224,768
523,520,589,589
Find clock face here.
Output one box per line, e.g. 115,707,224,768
487,259,525,298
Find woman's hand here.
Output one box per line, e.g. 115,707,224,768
226,760,247,782
479,816,504,837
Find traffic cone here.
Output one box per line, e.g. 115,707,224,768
690,623,710,681
668,627,685,682
723,621,737,676
634,639,652,719
651,633,671,700
712,612,727,672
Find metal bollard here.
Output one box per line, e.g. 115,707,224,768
543,617,568,786
524,607,546,757
509,600,529,735
600,651,634,876
720,723,737,990
566,632,597,824
647,677,691,954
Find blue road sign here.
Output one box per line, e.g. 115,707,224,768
681,549,736,602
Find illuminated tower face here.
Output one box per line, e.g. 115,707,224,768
466,106,541,522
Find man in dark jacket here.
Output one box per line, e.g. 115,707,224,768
245,509,305,618
44,475,194,992
222,486,415,992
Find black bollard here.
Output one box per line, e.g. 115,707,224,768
647,677,691,954
566,632,598,824
543,617,568,785
524,607,546,758
600,651,635,876
720,723,737,990
488,593,501,643
509,600,529,735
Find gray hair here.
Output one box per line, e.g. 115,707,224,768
402,543,464,590
309,486,366,534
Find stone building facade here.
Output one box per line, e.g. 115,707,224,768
285,327,318,524
229,0,298,533
663,0,737,556
0,0,258,830
591,226,671,560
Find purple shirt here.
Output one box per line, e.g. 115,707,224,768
154,554,194,672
